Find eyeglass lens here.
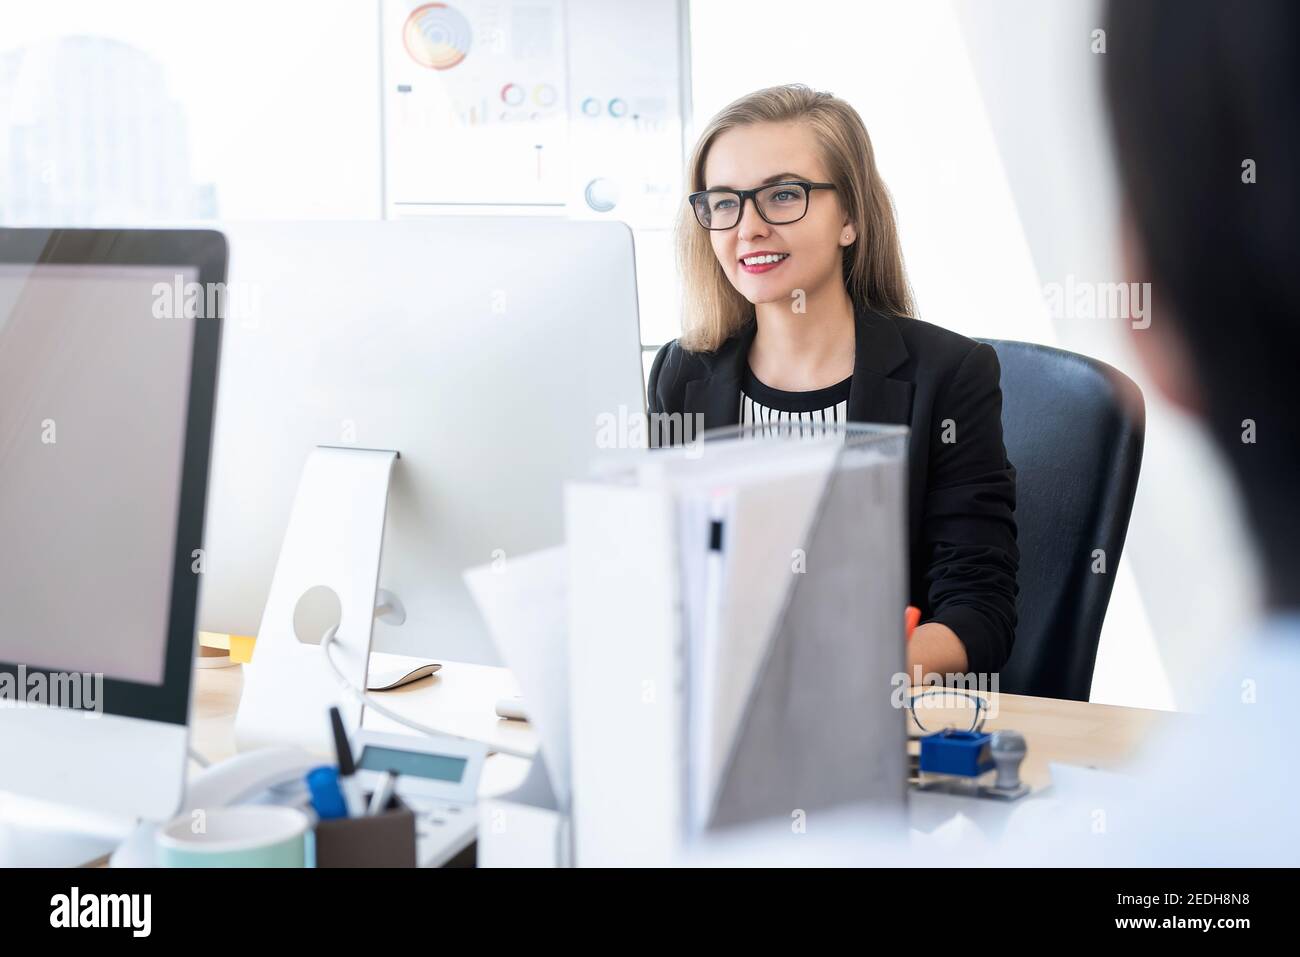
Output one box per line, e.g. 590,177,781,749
693,183,809,229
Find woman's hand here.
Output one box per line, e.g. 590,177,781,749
907,621,970,679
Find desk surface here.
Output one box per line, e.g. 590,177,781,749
193,657,1169,796
192,654,536,798
930,690,1167,788
17,661,1164,866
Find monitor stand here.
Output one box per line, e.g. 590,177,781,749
235,446,401,755
0,791,135,866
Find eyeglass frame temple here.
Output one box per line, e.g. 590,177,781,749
687,180,837,229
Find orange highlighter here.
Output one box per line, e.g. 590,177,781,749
905,605,921,640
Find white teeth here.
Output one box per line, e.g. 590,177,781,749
742,253,789,266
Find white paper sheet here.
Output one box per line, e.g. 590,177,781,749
464,546,571,809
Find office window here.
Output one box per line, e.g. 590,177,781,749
0,0,383,225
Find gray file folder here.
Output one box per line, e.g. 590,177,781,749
703,425,910,831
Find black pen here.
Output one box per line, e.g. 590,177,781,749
329,706,365,817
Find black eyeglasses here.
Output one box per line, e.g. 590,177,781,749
688,180,837,230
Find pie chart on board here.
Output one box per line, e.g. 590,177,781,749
403,3,472,70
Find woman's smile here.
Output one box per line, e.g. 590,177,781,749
738,250,791,274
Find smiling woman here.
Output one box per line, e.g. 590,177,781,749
649,83,1020,680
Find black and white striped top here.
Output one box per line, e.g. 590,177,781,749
739,365,852,437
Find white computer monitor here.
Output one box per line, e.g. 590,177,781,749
198,218,645,665
0,228,225,821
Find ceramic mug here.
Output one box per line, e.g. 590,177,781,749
156,805,309,867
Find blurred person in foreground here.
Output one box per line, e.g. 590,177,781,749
998,0,1300,866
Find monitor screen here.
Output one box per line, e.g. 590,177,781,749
0,263,197,685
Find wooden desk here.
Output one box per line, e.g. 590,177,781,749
192,655,537,798
35,665,1161,867
195,662,1167,796
906,689,1170,789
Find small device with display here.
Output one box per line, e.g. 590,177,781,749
351,729,488,866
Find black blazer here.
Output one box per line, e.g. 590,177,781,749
648,301,1019,675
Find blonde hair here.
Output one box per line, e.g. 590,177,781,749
676,83,914,353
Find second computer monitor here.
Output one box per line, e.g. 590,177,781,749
199,218,645,664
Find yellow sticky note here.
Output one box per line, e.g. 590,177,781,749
197,630,229,650
229,634,256,664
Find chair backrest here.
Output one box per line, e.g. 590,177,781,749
977,339,1145,700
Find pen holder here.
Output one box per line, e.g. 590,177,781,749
312,794,417,868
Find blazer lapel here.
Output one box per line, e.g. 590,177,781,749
846,304,915,426
683,321,755,430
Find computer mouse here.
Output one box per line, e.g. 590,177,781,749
366,662,442,691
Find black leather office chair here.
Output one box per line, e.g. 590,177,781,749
976,339,1145,701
